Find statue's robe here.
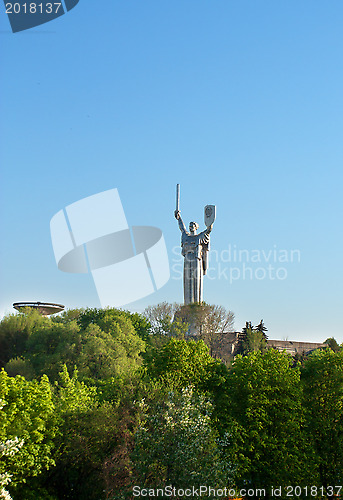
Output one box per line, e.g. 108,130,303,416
178,218,211,305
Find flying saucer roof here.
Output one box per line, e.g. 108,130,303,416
13,302,65,316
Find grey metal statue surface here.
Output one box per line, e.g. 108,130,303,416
174,184,216,305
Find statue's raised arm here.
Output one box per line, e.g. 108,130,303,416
174,210,188,234
200,222,213,237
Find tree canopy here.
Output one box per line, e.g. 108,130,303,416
3,308,146,383
0,306,341,499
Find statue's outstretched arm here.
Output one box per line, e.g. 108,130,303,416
203,223,213,235
174,210,187,233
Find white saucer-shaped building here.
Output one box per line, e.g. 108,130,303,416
13,301,65,316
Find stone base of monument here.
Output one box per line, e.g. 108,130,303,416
186,321,200,337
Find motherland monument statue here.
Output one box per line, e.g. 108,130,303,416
174,184,216,305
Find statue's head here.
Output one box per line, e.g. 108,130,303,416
189,222,199,234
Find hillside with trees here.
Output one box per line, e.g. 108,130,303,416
0,305,342,500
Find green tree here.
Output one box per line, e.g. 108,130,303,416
45,366,119,500
100,379,165,498
6,308,146,383
24,320,82,381
225,350,314,495
4,357,35,380
236,320,268,356
143,302,180,336
301,349,343,490
132,387,232,491
0,309,48,368
198,359,231,435
76,323,144,381
77,308,146,381
255,319,268,337
51,308,84,325
146,338,217,389
142,303,189,358
323,337,341,352
125,312,151,342
242,327,267,355
0,371,57,497
0,411,24,500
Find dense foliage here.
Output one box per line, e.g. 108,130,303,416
132,387,232,492
0,305,341,499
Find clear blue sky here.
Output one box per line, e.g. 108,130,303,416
1,0,342,342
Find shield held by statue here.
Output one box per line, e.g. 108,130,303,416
204,205,216,227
